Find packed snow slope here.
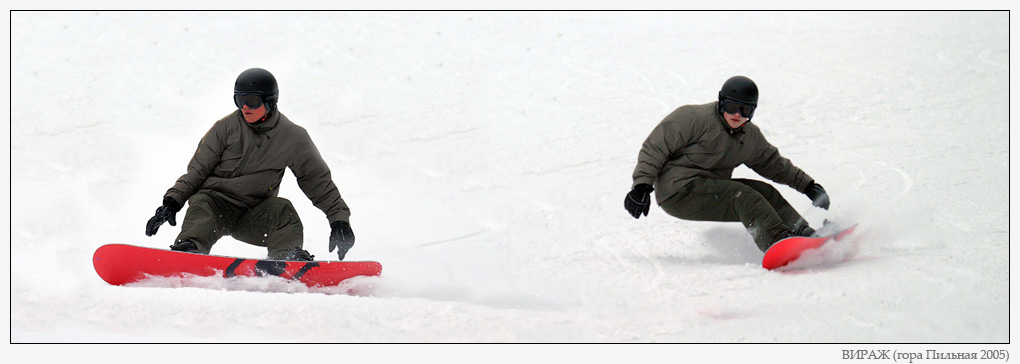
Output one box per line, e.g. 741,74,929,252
9,11,1010,344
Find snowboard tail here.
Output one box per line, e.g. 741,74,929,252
762,224,858,270
93,244,381,287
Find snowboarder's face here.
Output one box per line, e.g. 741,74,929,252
723,111,748,129
241,103,268,124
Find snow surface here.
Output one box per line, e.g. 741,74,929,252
7,9,1013,359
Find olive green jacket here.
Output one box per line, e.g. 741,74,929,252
632,102,814,204
165,110,351,224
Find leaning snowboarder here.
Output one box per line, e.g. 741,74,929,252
625,76,830,252
145,68,356,261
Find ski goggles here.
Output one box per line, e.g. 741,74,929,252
721,99,756,118
233,92,265,109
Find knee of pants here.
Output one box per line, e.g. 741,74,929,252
731,184,767,205
730,188,782,221
734,179,777,196
176,193,230,250
229,197,303,246
264,197,303,226
185,192,215,211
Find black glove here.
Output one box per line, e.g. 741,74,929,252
803,181,830,210
146,197,181,236
329,221,356,260
624,184,654,219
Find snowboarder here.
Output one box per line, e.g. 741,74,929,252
625,75,830,252
145,68,356,261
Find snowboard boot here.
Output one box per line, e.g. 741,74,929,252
766,224,817,250
776,225,815,241
169,240,200,253
279,249,315,261
814,220,841,236
794,225,816,237
765,230,793,251
766,225,813,250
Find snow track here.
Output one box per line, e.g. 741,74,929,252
10,11,1009,348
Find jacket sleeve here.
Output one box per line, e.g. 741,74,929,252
164,121,228,206
745,135,813,193
289,128,351,224
631,115,693,188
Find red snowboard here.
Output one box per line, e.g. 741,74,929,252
762,224,859,270
93,244,382,287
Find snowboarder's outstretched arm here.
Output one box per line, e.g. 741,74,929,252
286,126,355,260
627,108,696,219
744,134,829,210
164,121,230,207
146,120,228,236
631,116,692,189
288,126,351,225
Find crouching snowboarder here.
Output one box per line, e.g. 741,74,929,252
625,75,830,252
145,68,356,261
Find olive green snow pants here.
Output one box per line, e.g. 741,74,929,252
659,178,809,252
174,192,304,259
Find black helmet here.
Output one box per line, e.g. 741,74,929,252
234,68,279,110
718,75,758,105
717,75,758,120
